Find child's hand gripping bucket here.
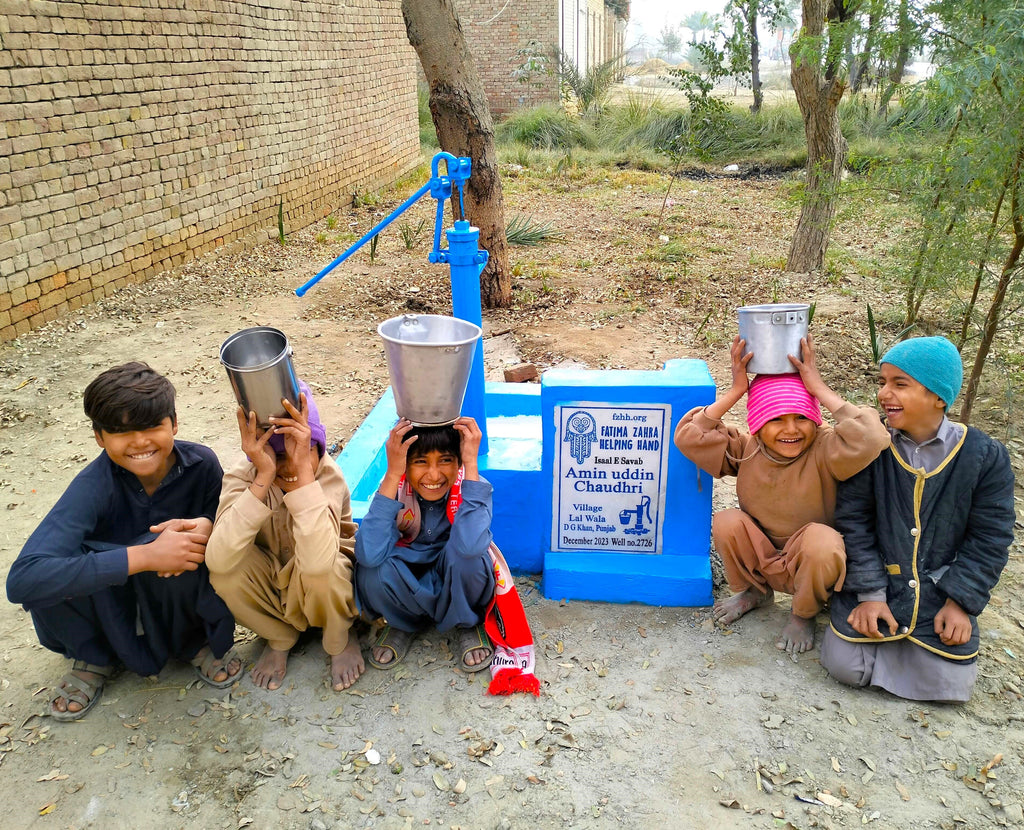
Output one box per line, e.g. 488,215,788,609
378,314,482,427
737,303,809,374
219,326,301,427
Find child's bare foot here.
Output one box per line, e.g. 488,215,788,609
712,586,774,625
776,613,816,655
331,637,365,690
250,644,289,690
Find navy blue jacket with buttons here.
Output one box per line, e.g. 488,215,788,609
6,441,223,611
829,427,1015,661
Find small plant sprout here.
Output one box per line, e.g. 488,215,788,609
867,303,914,364
399,219,427,250
277,201,286,245
369,233,380,263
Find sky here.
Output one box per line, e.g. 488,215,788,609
626,0,727,46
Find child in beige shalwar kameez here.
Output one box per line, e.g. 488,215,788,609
206,382,362,691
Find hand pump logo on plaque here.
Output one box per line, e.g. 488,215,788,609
552,404,670,553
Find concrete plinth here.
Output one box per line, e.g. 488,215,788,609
539,359,715,606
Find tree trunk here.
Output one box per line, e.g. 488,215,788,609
878,0,911,113
401,0,511,308
786,0,849,273
749,4,763,114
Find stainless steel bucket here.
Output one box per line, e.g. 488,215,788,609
219,326,300,427
378,314,482,426
737,303,809,374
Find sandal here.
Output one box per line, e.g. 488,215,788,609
457,624,494,673
192,645,242,689
50,661,114,721
367,624,416,670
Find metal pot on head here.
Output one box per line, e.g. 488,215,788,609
378,314,482,427
220,326,300,427
737,303,810,374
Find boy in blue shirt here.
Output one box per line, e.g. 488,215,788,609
355,416,495,671
822,337,1016,701
6,362,240,720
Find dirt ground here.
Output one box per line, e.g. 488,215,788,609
1,162,1023,829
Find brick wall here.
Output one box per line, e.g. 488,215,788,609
459,0,559,118
0,0,420,342
459,0,626,118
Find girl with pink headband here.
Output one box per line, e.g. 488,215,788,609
675,335,890,655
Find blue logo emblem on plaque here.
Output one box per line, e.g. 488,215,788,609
563,410,597,464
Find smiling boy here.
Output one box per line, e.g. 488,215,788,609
822,336,1016,701
355,416,495,672
6,362,240,720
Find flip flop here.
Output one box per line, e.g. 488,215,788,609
50,661,114,721
367,624,416,670
192,645,242,689
457,624,494,673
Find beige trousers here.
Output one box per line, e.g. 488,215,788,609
712,508,846,618
210,548,357,655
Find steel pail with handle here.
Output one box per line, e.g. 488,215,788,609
378,314,482,426
737,303,809,374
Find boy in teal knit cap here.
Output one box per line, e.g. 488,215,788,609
821,336,1016,701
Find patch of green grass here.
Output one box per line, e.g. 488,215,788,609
749,253,788,269
418,85,438,148
652,240,693,264
399,219,426,250
506,214,563,246
488,97,946,173
497,105,593,150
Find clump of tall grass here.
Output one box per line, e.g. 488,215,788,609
497,105,594,150
505,213,563,245
492,94,947,169
418,85,438,148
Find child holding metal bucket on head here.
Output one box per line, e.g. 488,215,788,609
355,416,496,671
355,415,539,694
674,335,890,654
206,381,364,692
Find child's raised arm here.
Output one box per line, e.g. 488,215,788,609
378,418,418,496
704,336,753,421
453,416,482,481
788,335,845,414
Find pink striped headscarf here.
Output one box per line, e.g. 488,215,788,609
746,374,822,435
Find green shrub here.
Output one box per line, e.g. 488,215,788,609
497,105,593,150
506,213,563,245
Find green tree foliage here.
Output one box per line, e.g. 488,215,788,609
658,26,683,62
884,0,1024,421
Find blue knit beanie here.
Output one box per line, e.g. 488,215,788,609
880,336,963,410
